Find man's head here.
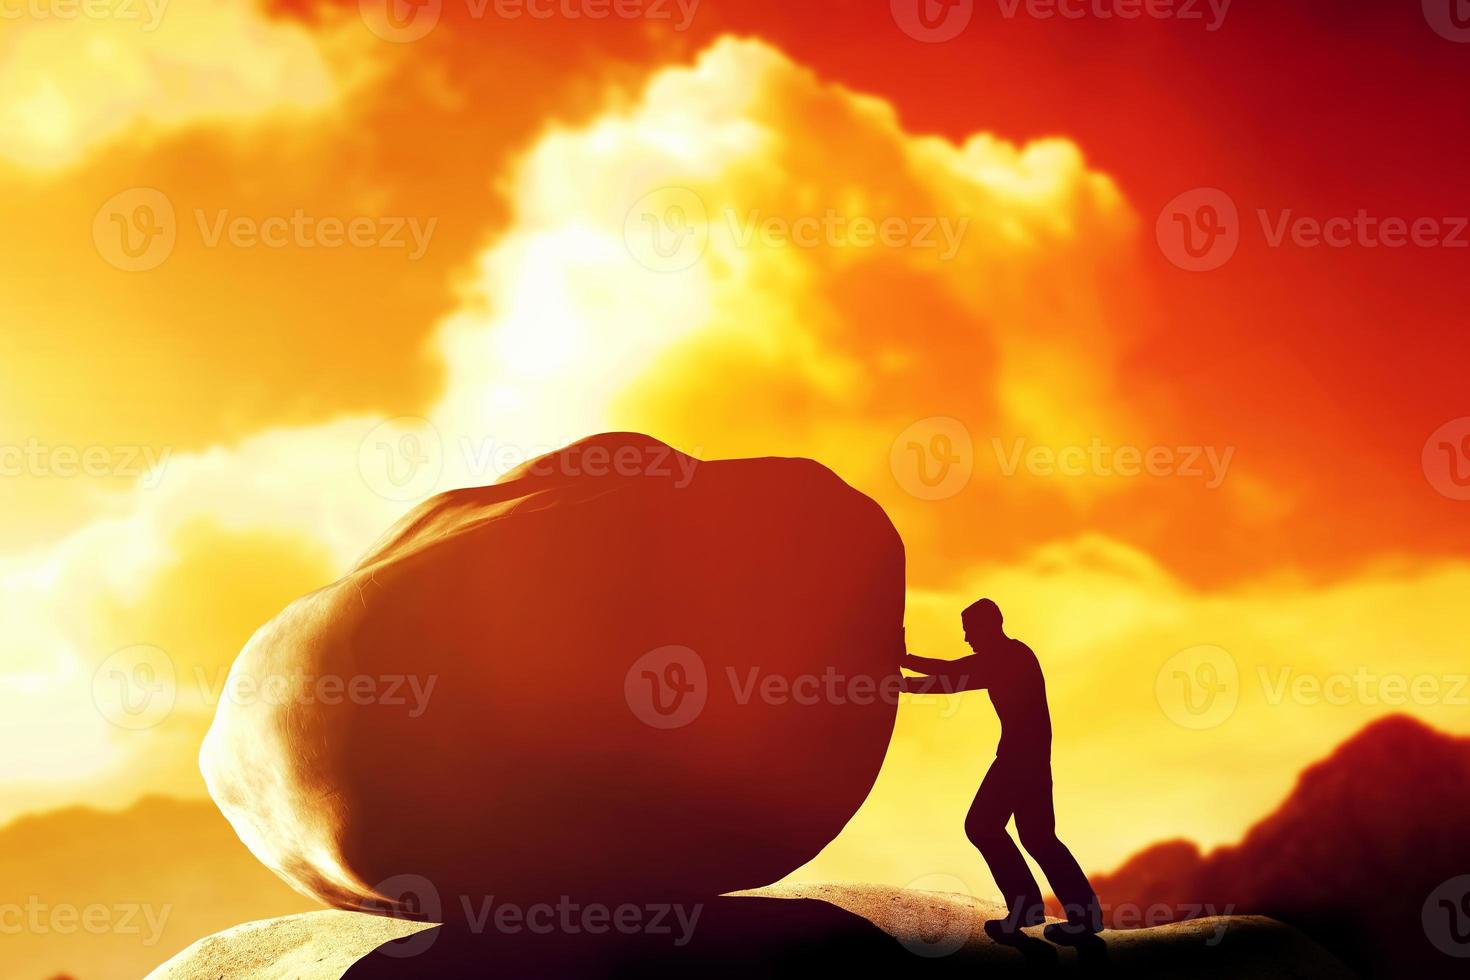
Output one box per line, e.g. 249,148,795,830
961,598,1004,650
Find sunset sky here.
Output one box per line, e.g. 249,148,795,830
2,0,1468,919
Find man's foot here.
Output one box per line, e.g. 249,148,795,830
1043,918,1103,944
983,905,1045,942
984,919,1026,945
984,918,1060,965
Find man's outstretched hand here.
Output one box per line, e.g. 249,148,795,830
899,653,929,674
899,653,944,694
898,651,983,694
899,672,929,695
900,671,953,695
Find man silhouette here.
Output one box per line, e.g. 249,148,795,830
901,598,1101,940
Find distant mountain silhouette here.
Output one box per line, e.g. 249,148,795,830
1052,715,1470,978
0,795,316,980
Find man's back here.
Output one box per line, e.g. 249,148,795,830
989,639,1052,763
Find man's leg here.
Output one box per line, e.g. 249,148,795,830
965,758,1045,927
1012,771,1101,932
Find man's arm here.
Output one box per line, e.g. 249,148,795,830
900,653,988,692
901,653,966,676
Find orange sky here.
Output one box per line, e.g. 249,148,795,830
2,0,1468,913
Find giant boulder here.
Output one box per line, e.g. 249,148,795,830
201,433,904,918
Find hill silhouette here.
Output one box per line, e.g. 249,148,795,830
0,795,316,980
1054,714,1470,978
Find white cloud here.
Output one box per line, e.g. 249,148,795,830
0,0,361,169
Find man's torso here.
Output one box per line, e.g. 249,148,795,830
990,638,1053,763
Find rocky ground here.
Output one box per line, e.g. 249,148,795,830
148,881,1354,978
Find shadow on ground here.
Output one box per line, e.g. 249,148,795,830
344,889,1350,979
